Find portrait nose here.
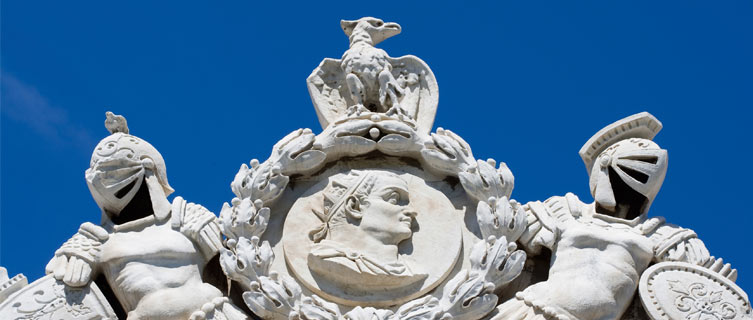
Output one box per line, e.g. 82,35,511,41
403,209,417,219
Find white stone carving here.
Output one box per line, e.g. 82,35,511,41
0,274,116,319
490,112,740,320
219,18,527,320
282,170,462,307
39,113,245,320
639,262,751,320
308,17,439,134
0,267,28,304
5,16,750,320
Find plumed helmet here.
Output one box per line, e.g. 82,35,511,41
85,112,173,214
579,112,668,220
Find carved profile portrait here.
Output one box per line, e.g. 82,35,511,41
281,167,463,306
306,170,428,289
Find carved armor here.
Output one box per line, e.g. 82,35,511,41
492,112,735,320
496,193,720,320
44,112,241,320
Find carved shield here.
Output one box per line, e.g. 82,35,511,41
0,275,116,320
639,262,752,320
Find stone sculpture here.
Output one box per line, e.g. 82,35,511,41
218,19,529,320
308,17,438,134
306,170,427,291
42,112,245,320
0,274,116,319
0,267,27,303
1,16,749,320
280,168,466,307
639,262,750,320
490,112,740,320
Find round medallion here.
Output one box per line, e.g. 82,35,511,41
282,169,463,307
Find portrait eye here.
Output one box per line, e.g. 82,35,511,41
387,192,399,204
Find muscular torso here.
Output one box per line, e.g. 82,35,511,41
100,220,222,319
524,218,654,320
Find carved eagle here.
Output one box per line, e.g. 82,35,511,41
307,17,439,134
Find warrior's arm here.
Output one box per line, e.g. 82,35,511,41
648,220,737,280
45,222,109,287
171,196,223,261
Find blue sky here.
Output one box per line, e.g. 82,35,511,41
2,0,752,293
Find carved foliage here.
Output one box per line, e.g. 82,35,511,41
219,116,526,320
668,280,736,320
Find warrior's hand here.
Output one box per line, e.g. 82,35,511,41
45,222,109,287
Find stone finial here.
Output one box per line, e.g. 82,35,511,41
104,111,129,134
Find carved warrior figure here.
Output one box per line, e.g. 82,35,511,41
45,112,245,320
307,170,427,290
4,14,750,320
492,112,738,320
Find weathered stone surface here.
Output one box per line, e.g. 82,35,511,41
1,113,247,320
0,267,28,304
282,169,463,307
0,275,116,319
639,262,750,320
3,16,748,320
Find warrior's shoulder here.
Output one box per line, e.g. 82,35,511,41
169,196,222,260
170,196,216,228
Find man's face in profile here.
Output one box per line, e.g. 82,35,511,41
358,174,417,246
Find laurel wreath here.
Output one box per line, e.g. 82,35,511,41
218,113,527,320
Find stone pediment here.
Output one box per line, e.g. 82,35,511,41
1,16,749,320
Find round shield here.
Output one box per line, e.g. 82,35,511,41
639,262,751,320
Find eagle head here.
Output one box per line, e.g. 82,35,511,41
341,17,401,46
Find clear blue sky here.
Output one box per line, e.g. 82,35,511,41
2,1,751,293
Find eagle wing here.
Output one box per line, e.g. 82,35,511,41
389,55,439,135
307,58,352,130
